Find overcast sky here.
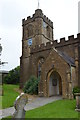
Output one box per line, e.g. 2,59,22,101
0,0,80,71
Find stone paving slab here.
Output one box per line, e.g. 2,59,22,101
0,107,15,119
0,96,62,119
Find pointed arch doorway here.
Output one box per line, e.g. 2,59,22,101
47,70,62,96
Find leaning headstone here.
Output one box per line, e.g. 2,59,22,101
12,93,28,119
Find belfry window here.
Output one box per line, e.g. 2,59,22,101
27,24,33,37
46,26,50,38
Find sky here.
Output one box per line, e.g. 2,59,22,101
0,0,80,71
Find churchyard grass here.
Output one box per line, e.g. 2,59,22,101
1,84,79,118
4,99,79,118
1,84,19,109
26,99,78,118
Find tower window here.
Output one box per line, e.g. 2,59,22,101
43,21,46,28
46,26,50,38
27,24,33,37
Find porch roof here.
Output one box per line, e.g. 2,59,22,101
53,48,75,67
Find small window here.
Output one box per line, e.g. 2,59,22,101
46,26,50,38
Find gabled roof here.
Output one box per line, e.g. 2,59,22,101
53,48,75,67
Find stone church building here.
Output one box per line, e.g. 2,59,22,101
20,9,80,99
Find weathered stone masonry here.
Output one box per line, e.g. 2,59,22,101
20,9,80,99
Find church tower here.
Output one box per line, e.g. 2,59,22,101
20,9,54,88
22,9,53,57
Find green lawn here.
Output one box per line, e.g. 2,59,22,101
3,99,79,119
0,84,19,109
26,99,79,118
0,84,79,118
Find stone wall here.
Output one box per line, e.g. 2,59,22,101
31,34,80,59
20,8,80,98
38,48,70,98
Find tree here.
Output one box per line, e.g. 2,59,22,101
4,66,20,84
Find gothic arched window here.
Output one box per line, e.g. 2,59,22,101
46,26,50,38
37,57,44,78
27,24,33,37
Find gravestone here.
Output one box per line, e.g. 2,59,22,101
12,93,28,119
75,93,80,112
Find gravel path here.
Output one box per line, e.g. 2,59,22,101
0,96,62,119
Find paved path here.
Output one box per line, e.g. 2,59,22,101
0,96,62,119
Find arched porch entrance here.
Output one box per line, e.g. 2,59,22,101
47,70,62,96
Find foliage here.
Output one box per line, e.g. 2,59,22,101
1,84,19,109
3,66,20,84
72,86,80,99
25,100,78,118
73,86,80,94
23,76,40,95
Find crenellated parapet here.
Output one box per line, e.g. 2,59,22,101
30,33,80,53
22,9,53,28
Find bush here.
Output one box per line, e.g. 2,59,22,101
72,86,80,99
23,76,40,95
73,86,80,94
3,66,20,84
